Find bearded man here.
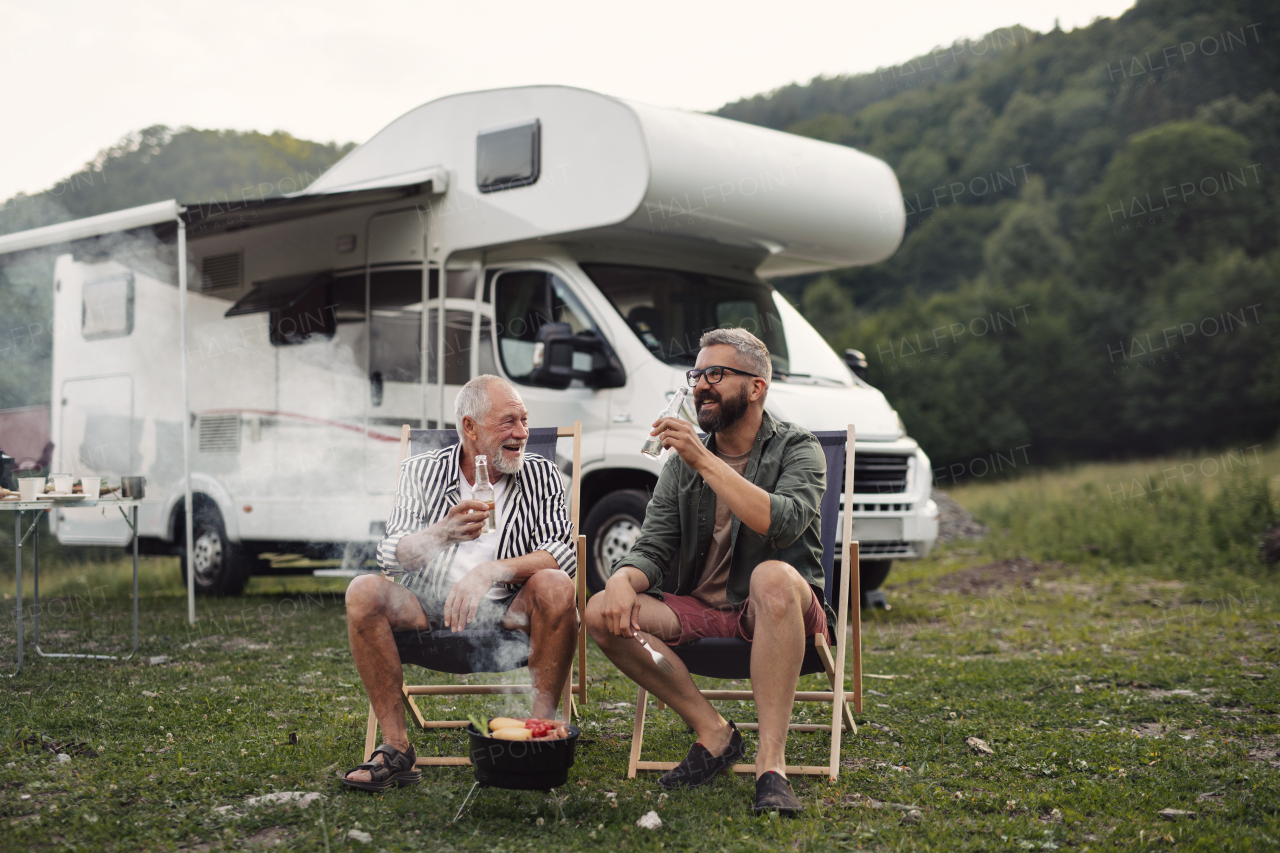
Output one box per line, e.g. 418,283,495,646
341,375,577,791
585,328,830,815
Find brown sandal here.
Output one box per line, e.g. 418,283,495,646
339,743,422,792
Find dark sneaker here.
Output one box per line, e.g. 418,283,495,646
753,771,802,815
658,722,745,789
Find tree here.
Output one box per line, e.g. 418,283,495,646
1084,121,1258,294
984,177,1074,286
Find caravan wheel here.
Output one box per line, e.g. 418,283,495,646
583,489,649,594
179,504,251,596
859,558,893,592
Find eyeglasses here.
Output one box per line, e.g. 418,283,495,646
685,365,760,387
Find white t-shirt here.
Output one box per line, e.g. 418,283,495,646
448,470,510,600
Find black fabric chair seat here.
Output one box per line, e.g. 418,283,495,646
670,636,829,681
394,629,530,675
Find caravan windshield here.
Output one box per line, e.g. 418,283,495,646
581,263,851,385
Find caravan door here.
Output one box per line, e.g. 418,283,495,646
365,209,428,493
434,267,479,434
56,373,136,545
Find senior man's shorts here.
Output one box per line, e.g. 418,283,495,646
410,584,519,632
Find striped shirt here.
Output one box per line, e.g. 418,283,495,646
377,443,576,602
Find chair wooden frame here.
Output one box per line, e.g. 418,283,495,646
363,422,589,767
626,424,862,782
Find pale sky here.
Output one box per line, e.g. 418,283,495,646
0,0,1136,203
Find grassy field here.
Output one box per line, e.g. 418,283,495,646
2,451,1279,852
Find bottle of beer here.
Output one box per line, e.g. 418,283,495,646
473,455,496,534
642,386,690,458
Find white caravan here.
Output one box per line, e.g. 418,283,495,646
0,86,937,596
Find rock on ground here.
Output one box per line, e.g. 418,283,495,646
1159,808,1196,820
932,489,988,544
966,737,995,756
214,792,323,815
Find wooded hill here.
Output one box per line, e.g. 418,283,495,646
720,0,1280,471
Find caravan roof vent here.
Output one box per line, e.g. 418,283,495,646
198,414,241,454
201,252,243,292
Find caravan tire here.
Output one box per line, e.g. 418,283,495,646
858,559,892,594
583,489,650,594
180,504,252,596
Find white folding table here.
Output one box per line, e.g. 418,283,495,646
3,497,142,676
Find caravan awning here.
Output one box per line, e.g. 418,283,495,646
0,171,445,267
183,174,443,236
0,200,180,267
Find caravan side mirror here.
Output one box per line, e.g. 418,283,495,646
528,323,626,390
844,348,869,381
528,323,574,390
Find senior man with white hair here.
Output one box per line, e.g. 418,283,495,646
341,375,578,792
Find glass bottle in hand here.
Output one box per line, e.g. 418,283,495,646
642,386,690,458
473,454,496,534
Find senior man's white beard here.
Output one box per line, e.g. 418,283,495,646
480,435,526,476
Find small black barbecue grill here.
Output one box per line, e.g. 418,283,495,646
452,723,581,822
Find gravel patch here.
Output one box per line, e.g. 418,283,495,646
933,489,988,544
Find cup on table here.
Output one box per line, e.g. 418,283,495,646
18,478,45,501
120,476,146,499
80,477,101,499
52,475,74,494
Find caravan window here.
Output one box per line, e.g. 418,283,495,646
584,263,852,385
225,271,336,345
477,120,540,193
582,264,790,372
272,276,335,345
494,270,597,382
427,309,471,386
82,274,134,340
370,270,423,383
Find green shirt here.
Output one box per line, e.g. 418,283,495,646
613,410,832,623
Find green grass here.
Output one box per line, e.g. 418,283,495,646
947,444,1280,577
2,455,1280,851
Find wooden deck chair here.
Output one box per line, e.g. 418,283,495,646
362,423,589,768
626,426,862,782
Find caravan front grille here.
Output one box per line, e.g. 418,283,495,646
198,415,241,454
841,452,910,494
856,540,916,556
834,540,918,558
201,252,243,292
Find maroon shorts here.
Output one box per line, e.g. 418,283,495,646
660,588,828,646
